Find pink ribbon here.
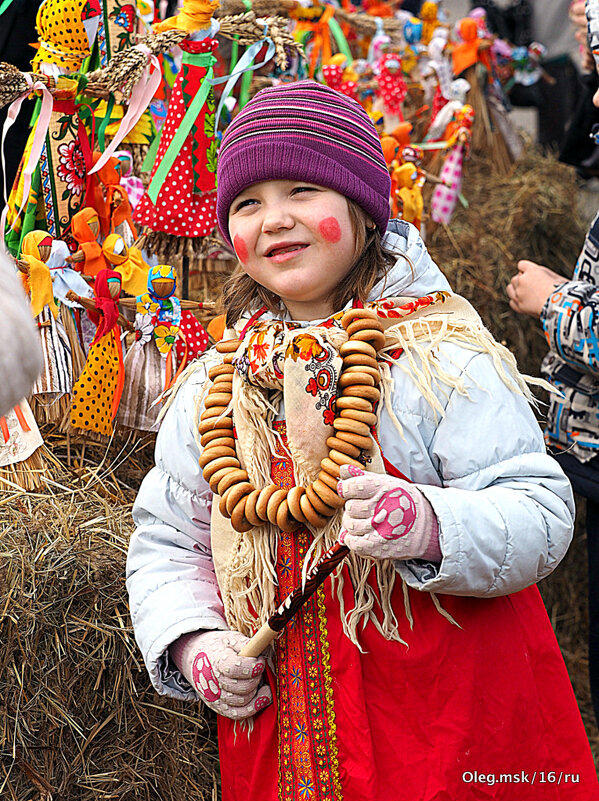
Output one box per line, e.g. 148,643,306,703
89,46,162,176
1,74,54,233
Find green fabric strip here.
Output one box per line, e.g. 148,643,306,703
327,17,352,61
97,93,115,152
0,0,16,15
142,123,163,172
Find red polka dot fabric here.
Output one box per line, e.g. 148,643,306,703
175,310,209,365
135,39,218,238
377,54,408,118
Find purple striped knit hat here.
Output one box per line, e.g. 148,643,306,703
216,81,391,247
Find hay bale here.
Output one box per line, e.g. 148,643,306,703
0,442,219,800
427,146,587,379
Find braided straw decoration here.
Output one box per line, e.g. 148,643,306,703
0,63,110,110
86,13,299,97
334,8,404,41
216,0,294,16
200,308,385,533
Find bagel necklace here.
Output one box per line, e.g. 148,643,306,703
199,308,386,533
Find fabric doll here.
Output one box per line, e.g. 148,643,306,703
102,233,150,297
376,53,408,122
90,153,138,239
4,0,100,256
47,238,94,378
134,27,218,260
68,208,108,278
451,16,493,77
392,162,424,229
431,103,474,225
117,264,184,433
18,230,73,424
67,269,132,437
420,1,442,45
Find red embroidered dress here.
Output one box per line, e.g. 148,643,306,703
218,423,599,801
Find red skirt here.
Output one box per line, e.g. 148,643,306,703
219,426,599,801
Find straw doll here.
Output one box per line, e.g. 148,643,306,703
68,208,108,278
391,162,424,229
67,269,133,437
127,82,599,801
376,52,408,125
89,153,138,240
17,230,73,425
430,103,474,226
133,0,220,261
117,264,186,433
102,233,150,298
0,399,47,491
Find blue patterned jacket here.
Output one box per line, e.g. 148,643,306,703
541,209,599,461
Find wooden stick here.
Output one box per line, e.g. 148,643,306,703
239,542,349,657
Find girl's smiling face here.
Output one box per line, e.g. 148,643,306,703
228,180,357,320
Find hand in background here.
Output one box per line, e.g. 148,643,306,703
506,260,567,318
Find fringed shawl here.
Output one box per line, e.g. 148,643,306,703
201,291,547,647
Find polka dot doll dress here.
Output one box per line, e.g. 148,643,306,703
69,270,125,437
134,38,218,242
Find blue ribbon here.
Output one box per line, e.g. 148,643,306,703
210,37,276,125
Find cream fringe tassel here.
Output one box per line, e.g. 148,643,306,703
177,312,550,648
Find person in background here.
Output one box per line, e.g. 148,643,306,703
471,0,580,151
507,6,599,724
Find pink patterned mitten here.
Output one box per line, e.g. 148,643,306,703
170,630,272,719
337,464,441,562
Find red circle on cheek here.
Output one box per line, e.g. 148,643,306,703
233,235,249,264
318,217,342,243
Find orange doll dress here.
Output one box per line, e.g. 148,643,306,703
71,207,107,277
69,269,125,436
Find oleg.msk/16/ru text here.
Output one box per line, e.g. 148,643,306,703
462,771,580,786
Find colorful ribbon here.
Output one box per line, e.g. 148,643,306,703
89,45,162,176
213,37,276,124
146,38,276,203
1,74,54,234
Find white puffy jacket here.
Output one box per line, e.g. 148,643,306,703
126,221,575,700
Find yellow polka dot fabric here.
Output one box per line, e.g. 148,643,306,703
70,330,124,436
32,0,91,72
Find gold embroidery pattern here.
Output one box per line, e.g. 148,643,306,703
316,587,342,800
272,422,342,801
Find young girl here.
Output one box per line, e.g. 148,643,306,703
127,81,599,800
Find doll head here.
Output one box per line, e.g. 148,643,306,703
148,264,177,300
102,233,129,266
72,208,101,242
216,81,394,322
95,269,122,300
21,231,54,263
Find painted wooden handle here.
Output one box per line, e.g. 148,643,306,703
238,543,350,657
239,620,278,658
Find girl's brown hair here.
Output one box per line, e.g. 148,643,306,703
221,200,396,326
